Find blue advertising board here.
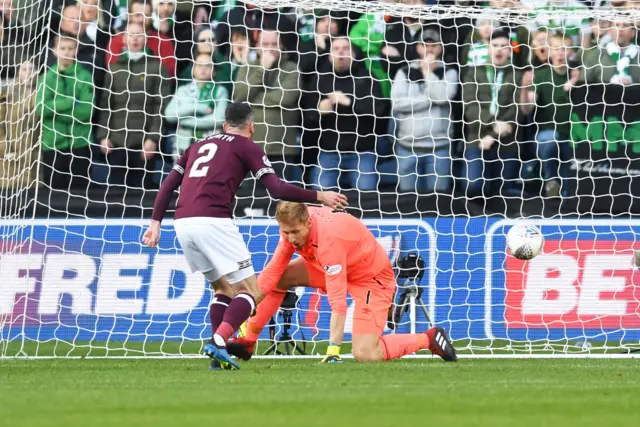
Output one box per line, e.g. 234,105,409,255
0,219,434,343
1,218,639,345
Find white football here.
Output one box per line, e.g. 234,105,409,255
506,224,544,260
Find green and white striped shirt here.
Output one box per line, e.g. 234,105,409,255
529,0,591,46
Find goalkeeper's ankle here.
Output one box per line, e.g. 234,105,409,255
425,327,436,350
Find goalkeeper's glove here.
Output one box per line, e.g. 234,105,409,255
320,343,343,364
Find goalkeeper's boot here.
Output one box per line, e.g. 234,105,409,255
226,337,255,361
427,327,458,362
203,340,240,370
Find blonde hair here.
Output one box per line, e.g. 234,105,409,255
275,202,309,224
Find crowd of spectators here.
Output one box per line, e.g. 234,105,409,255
1,0,639,198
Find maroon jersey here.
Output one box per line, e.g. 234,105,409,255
173,133,273,219
151,133,317,221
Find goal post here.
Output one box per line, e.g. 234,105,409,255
1,0,640,358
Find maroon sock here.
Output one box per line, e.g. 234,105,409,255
213,293,256,345
209,294,232,337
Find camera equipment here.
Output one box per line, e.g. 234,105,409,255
388,252,434,330
263,291,307,356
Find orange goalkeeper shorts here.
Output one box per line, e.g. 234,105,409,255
349,266,396,336
299,261,396,336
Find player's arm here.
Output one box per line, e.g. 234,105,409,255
257,234,295,297
318,247,349,363
143,151,188,248
243,143,348,209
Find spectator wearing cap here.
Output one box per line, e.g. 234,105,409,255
462,29,522,198
391,29,458,194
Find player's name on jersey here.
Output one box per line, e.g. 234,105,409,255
210,133,235,142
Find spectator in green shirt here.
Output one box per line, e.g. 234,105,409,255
164,53,229,161
37,33,94,191
520,33,579,197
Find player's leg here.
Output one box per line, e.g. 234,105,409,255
173,221,231,370
175,218,253,369
174,221,233,340
204,264,258,370
229,258,322,359
246,258,311,340
351,293,457,362
351,272,457,362
350,285,401,362
206,273,234,340
203,274,235,371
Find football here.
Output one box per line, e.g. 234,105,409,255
506,224,544,260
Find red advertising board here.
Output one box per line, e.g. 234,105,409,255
505,240,640,328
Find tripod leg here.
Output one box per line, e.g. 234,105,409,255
416,296,434,329
294,343,306,355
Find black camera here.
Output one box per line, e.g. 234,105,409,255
389,253,430,330
396,252,426,282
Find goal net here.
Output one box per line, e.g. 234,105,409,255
1,0,640,358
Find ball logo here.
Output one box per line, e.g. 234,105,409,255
525,226,539,235
324,264,343,276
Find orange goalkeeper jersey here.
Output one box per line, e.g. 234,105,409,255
258,206,393,315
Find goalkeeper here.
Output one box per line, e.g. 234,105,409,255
229,202,457,363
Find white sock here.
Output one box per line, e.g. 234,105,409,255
213,334,226,348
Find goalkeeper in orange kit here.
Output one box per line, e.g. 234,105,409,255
228,202,457,363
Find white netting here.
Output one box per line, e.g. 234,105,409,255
1,0,640,358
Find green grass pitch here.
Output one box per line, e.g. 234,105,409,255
1,357,638,427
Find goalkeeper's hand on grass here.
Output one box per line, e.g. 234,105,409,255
319,344,343,364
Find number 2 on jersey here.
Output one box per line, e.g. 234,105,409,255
189,143,218,178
